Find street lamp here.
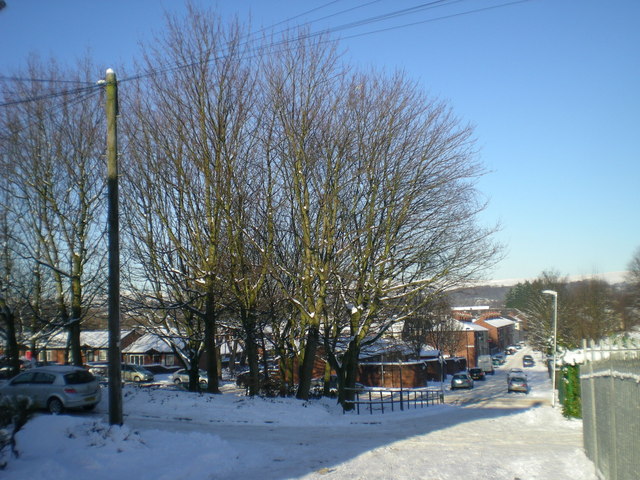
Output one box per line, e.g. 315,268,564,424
542,289,558,407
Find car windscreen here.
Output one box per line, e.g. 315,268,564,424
64,370,95,385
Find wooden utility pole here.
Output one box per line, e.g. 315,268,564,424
105,68,123,425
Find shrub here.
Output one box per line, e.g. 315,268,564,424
0,395,36,469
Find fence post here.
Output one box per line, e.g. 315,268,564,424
608,343,618,480
584,339,598,472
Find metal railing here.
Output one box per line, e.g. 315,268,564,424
580,339,639,480
343,387,444,414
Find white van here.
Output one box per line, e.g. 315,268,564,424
477,355,495,375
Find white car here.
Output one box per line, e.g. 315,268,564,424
0,365,101,414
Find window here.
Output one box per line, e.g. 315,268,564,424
128,355,144,365
98,350,107,361
165,354,175,366
11,372,35,385
33,372,56,384
64,370,95,385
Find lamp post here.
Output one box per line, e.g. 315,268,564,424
542,289,558,407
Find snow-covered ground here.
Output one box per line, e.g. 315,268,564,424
2,349,598,479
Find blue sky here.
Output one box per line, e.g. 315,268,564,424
1,0,638,283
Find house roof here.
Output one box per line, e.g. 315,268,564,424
122,333,178,354
451,319,488,332
38,330,134,349
481,318,516,328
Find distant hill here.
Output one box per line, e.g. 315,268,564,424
448,271,630,308
447,285,511,308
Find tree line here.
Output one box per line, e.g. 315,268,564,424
0,7,499,407
505,253,640,354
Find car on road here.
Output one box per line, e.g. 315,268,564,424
171,368,208,387
121,364,154,383
522,355,535,367
508,368,525,376
492,353,506,365
507,375,529,393
468,367,485,381
0,365,101,414
450,372,474,390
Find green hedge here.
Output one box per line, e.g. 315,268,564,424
558,364,581,418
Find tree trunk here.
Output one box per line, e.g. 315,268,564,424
243,310,261,396
296,324,319,400
0,301,20,376
204,287,220,393
338,340,361,411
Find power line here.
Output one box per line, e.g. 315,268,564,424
335,0,534,40
0,84,100,108
0,0,535,106
0,75,94,85
120,0,534,85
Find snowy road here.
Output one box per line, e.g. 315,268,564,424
5,347,597,479
118,348,596,480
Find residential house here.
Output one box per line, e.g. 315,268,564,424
27,330,140,365
121,333,181,367
474,314,516,353
451,319,489,369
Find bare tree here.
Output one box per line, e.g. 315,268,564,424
0,58,106,365
316,71,499,408
402,296,457,358
262,29,347,400
122,8,261,392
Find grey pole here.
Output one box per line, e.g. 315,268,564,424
542,290,558,407
105,68,123,425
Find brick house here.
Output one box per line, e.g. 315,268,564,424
28,330,140,365
450,319,489,369
121,332,181,367
474,314,516,353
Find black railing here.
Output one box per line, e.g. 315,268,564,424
343,387,444,414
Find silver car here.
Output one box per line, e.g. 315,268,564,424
0,365,101,414
508,376,529,393
121,364,154,383
450,372,474,390
170,368,208,387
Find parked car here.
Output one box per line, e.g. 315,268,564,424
87,364,108,383
522,355,535,367
450,373,474,390
505,346,518,355
0,365,101,414
492,353,506,365
121,364,154,383
170,368,208,387
507,375,529,393
468,367,485,381
144,364,181,375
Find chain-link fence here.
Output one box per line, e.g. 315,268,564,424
580,340,640,480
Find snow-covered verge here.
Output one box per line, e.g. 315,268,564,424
2,354,598,480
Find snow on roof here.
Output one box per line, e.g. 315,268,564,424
359,337,413,359
451,319,488,332
122,333,179,353
419,346,440,357
38,330,133,349
481,318,515,328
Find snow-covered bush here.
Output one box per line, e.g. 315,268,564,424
0,395,35,469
